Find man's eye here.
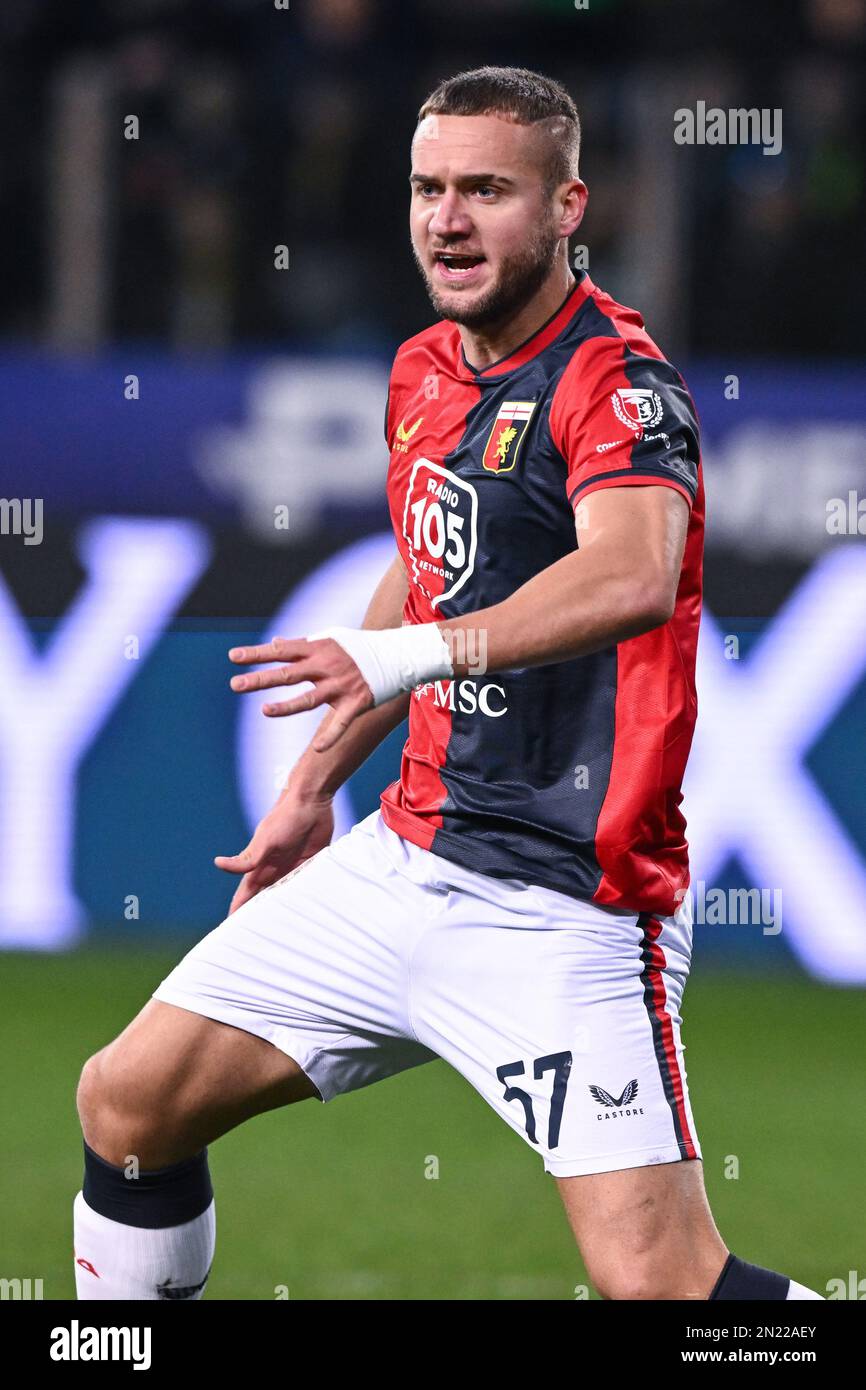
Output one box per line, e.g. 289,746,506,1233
476,186,496,198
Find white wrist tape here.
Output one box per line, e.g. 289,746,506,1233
306,622,454,706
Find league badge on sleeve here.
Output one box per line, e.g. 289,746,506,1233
482,400,535,473
611,387,663,435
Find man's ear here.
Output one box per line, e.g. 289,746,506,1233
559,179,588,238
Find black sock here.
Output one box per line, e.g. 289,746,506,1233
709,1252,789,1300
82,1140,213,1229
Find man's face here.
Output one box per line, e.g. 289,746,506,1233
409,113,565,330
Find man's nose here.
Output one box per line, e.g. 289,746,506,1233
428,190,472,238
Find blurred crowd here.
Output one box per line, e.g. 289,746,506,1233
0,0,863,357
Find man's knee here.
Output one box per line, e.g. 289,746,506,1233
588,1245,724,1301
77,1049,115,1134
76,1051,98,1118
592,1257,675,1301
76,1026,187,1167
75,1006,204,1167
578,1201,725,1300
560,1160,727,1300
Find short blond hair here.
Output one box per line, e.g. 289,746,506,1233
417,65,581,191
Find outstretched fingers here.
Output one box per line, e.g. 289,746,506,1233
261,684,336,718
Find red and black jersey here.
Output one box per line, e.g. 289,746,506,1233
380,270,704,916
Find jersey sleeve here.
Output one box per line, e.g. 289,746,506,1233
548,335,700,511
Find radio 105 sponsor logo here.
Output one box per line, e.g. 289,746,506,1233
403,459,478,607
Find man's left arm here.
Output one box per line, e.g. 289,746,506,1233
441,482,690,677
226,484,690,751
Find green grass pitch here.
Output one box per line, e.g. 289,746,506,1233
0,947,861,1300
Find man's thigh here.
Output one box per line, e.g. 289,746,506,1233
408,869,701,1180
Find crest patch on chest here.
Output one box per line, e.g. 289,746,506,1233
482,400,535,473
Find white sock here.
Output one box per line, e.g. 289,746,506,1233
74,1190,215,1300
786,1277,825,1300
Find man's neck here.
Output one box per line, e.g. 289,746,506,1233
457,261,577,371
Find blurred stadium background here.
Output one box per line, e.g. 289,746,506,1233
1,0,864,1299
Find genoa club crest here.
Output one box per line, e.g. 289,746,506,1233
482,400,535,473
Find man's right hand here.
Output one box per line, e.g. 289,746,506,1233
214,788,335,915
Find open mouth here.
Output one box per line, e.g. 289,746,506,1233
434,251,486,279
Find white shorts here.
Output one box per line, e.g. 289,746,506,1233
152,810,702,1178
